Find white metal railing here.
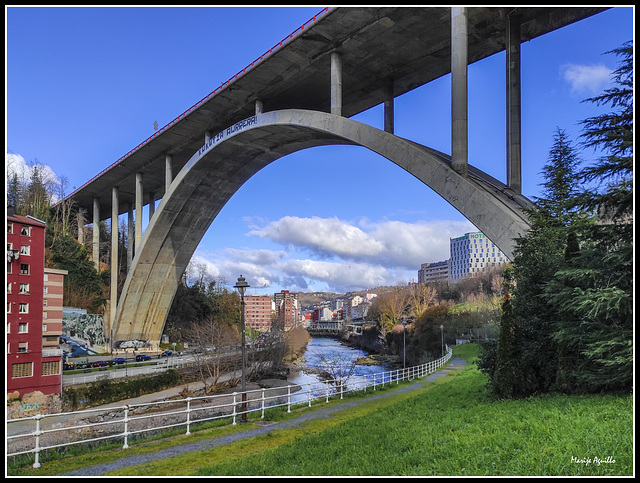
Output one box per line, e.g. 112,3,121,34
7,346,452,469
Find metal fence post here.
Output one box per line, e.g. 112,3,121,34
261,388,265,419
32,414,42,468
287,385,291,413
185,397,191,435
232,392,238,425
123,405,130,449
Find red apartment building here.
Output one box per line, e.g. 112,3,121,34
243,294,274,331
273,290,300,330
7,211,64,397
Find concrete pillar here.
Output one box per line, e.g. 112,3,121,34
77,208,85,244
110,186,119,330
92,198,100,271
165,153,173,192
331,51,342,116
451,7,468,177
135,172,143,252
148,192,155,221
384,78,395,134
506,13,522,194
255,99,263,115
127,204,134,270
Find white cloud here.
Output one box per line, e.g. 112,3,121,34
561,63,612,96
6,153,61,202
194,216,476,293
249,216,474,269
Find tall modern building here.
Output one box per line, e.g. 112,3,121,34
7,211,65,397
449,232,508,283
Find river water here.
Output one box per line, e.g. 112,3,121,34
286,336,392,403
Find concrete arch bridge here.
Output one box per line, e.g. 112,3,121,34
55,7,607,348
115,109,532,346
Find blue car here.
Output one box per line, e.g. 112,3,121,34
136,354,151,362
113,358,126,364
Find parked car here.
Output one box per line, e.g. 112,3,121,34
158,350,173,358
136,354,152,362
112,357,126,364
76,362,90,369
63,362,76,370
92,360,108,368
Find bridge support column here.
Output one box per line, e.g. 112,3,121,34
92,198,100,271
384,78,394,134
127,204,134,269
165,154,173,191
135,172,143,252
77,208,85,244
451,7,468,177
148,192,155,221
331,51,342,116
110,186,119,332
506,13,522,194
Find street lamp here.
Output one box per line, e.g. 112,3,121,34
401,319,407,368
440,324,444,357
234,275,250,422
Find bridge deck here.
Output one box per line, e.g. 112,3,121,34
63,7,607,218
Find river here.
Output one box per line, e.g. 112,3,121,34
286,336,392,403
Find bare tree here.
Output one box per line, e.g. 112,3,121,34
374,284,411,336
409,284,438,319
314,350,358,395
185,318,238,394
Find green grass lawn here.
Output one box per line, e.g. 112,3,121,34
10,344,633,476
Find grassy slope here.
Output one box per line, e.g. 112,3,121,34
12,344,633,476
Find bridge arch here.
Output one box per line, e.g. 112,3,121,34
114,109,532,346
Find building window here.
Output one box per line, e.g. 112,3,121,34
42,361,60,376
12,362,33,378
19,283,29,294
17,342,29,353
7,222,13,234
18,323,28,333
20,226,31,236
20,245,30,256
20,264,30,275
7,282,11,294
19,303,29,314
7,302,11,314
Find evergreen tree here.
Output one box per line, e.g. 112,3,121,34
545,41,633,393
506,129,585,396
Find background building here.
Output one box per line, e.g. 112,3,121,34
7,211,64,398
243,294,274,331
449,232,508,283
273,290,300,330
418,260,450,284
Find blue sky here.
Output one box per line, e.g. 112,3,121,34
6,6,634,295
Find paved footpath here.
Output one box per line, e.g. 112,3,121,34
59,358,467,476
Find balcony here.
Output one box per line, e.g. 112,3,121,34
41,348,64,357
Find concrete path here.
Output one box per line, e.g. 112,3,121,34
58,357,467,476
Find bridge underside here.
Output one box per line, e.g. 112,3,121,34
113,109,531,347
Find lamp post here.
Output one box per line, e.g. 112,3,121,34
234,275,250,422
401,319,407,368
440,324,444,357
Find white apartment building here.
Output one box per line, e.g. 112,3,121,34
449,232,509,283
418,260,450,284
